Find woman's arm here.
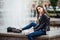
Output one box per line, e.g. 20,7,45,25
34,14,50,31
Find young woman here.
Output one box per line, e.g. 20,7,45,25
20,5,50,40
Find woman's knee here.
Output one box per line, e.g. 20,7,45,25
30,22,37,27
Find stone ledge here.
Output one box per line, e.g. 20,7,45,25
0,32,60,40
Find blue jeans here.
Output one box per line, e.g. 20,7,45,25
22,22,46,40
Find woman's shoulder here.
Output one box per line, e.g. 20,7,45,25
43,14,50,19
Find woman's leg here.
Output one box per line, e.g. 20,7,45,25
28,30,46,40
22,22,37,30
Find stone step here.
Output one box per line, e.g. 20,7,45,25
0,32,60,40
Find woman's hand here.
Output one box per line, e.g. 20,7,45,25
36,19,39,24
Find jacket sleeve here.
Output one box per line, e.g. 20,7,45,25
34,23,46,31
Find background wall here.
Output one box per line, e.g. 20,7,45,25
0,0,33,29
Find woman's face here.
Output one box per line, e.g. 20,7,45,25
37,7,44,13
